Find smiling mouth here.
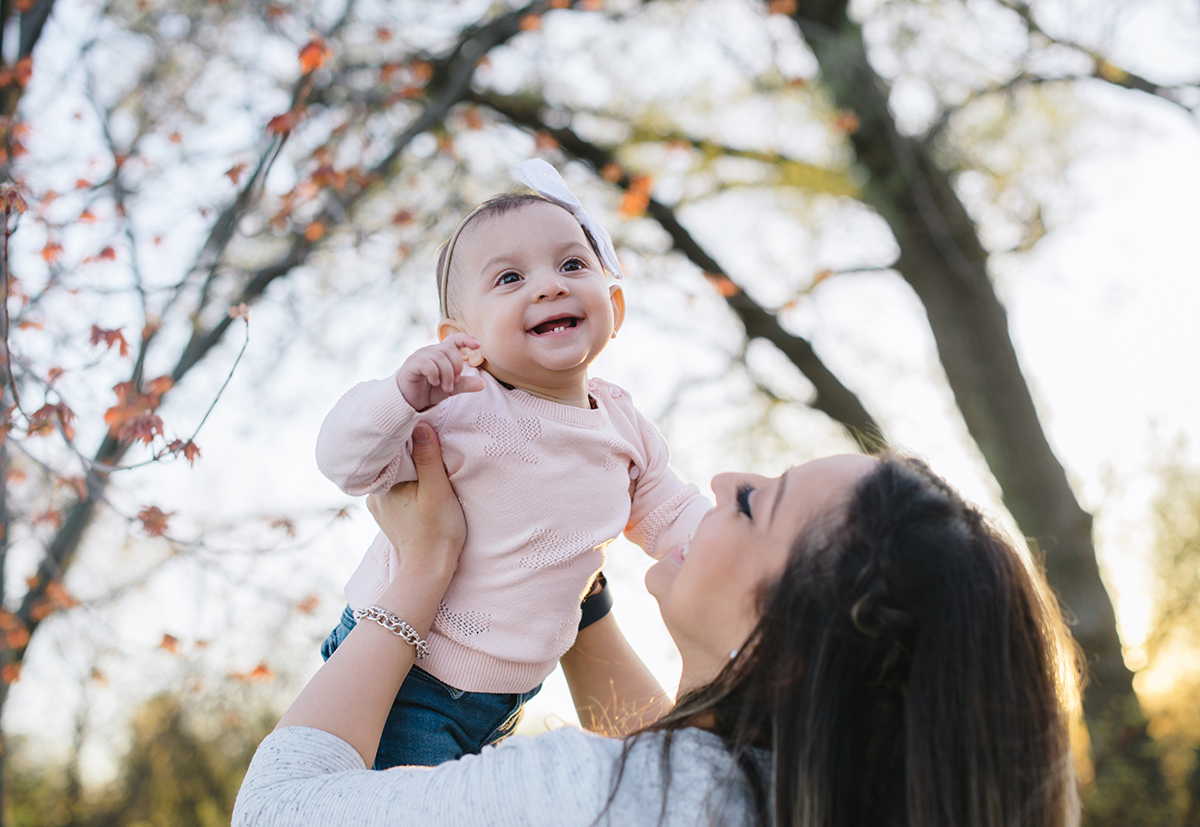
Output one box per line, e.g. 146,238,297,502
529,316,580,335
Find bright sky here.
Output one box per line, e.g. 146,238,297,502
5,0,1200,782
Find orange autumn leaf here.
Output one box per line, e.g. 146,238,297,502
32,508,62,528
225,162,247,184
44,581,79,610
139,505,173,537
303,221,326,241
41,241,63,264
832,110,860,134
12,56,31,87
0,663,20,685
550,0,569,6
619,176,653,219
298,35,332,73
90,325,129,356
160,633,181,654
704,272,741,298
146,375,174,395
167,439,201,465
600,162,623,183
47,366,65,383
581,0,603,9
78,209,97,223
519,13,542,31
168,131,183,144
295,594,320,614
90,667,108,686
30,402,76,440
230,662,276,682
768,0,797,14
228,303,250,321
0,183,28,214
375,27,393,42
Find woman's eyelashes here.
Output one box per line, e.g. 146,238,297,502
735,483,754,518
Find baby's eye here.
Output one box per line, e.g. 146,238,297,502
735,484,754,518
561,258,585,272
496,271,522,286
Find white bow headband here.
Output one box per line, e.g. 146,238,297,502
437,159,624,318
513,159,624,279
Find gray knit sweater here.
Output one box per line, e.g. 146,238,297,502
233,725,761,826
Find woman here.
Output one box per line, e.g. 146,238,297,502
234,425,1081,826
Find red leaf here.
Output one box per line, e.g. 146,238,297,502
121,414,164,444
139,505,173,537
167,439,201,465
225,162,247,184
0,663,20,685
30,402,76,440
90,325,129,356
160,633,181,654
267,111,300,135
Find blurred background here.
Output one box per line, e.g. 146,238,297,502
1,0,1198,824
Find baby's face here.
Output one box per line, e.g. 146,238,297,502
440,201,624,393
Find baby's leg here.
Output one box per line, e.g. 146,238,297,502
319,605,540,768
374,669,542,769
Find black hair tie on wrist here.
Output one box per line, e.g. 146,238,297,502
577,572,613,631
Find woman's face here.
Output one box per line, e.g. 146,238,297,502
646,454,876,689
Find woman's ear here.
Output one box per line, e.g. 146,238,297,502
609,285,626,338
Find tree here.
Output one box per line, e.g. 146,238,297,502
2,1,1197,824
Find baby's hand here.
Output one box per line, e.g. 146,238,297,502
396,334,485,411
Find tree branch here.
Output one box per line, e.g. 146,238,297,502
476,90,887,452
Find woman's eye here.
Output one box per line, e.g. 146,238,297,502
735,484,754,518
496,272,521,286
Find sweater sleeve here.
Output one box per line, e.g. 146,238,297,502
621,402,712,559
314,373,424,496
232,726,614,827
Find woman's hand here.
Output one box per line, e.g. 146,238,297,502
366,424,466,581
275,423,465,767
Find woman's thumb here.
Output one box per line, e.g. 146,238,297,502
411,424,449,485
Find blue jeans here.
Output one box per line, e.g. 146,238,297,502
321,605,542,769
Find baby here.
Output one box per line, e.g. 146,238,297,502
315,160,710,768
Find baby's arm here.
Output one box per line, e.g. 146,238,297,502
623,407,713,559
315,336,483,496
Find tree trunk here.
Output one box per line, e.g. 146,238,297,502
784,0,1167,820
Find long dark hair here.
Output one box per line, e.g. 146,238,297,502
624,455,1080,827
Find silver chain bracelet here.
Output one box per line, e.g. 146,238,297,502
353,605,429,660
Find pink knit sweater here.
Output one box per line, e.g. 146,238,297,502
315,370,711,693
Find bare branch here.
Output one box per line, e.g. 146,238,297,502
476,90,887,452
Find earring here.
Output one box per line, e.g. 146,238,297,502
729,648,739,660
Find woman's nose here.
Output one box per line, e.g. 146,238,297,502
711,472,769,505
710,473,741,505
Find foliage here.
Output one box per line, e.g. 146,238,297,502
9,693,272,827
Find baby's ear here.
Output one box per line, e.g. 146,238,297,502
438,319,485,367
609,284,626,337
438,318,468,341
